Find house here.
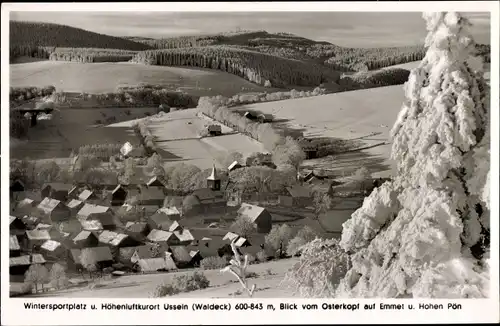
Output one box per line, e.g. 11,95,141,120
21,215,40,230
10,216,26,236
129,243,169,264
14,198,37,216
148,211,174,231
137,258,168,272
207,124,222,136
37,198,71,222
170,246,194,267
147,229,177,246
228,161,243,172
168,220,182,232
206,165,221,191
257,113,273,123
68,185,79,199
189,250,203,267
98,230,139,248
125,222,150,242
278,195,294,207
78,189,98,202
25,229,51,248
223,232,240,243
237,203,273,234
69,247,114,270
173,229,195,246
10,254,46,275
66,199,84,215
298,170,315,183
40,240,66,259
120,141,134,157
78,204,117,230
110,185,128,206
234,237,251,248
10,179,25,193
41,183,73,202
157,207,181,221
137,187,166,207
285,185,313,207
188,235,226,259
10,235,21,257
35,223,52,231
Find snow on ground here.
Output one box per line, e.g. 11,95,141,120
31,258,299,298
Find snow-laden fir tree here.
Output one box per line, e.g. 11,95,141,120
335,12,490,298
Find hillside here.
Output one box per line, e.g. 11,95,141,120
10,21,152,50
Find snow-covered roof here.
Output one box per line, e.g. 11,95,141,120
157,207,180,216
26,229,51,241
98,230,129,246
77,203,111,218
120,142,133,156
237,203,269,223
137,258,167,272
37,197,63,214
17,198,34,208
168,221,182,232
147,229,174,242
10,254,46,266
78,189,94,201
67,199,83,209
173,229,194,243
73,230,94,242
41,240,61,252
206,165,219,181
228,161,242,171
223,232,240,242
80,219,103,231
10,235,20,251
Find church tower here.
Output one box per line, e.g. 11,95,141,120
206,164,221,191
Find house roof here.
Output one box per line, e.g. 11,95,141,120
26,229,51,241
41,240,62,252
234,237,250,247
189,250,201,258
10,254,46,266
174,229,195,243
137,258,167,272
228,161,242,171
112,184,127,194
77,203,111,218
67,199,84,209
286,185,312,198
80,219,103,231
132,244,157,260
206,165,219,181
139,187,165,201
149,212,174,230
146,176,168,187
171,246,192,263
157,207,180,216
42,183,73,192
192,188,223,201
168,221,182,232
73,230,95,242
70,247,113,264
9,216,20,225
127,222,148,234
37,197,63,214
78,189,95,201
98,230,129,246
35,223,52,230
237,203,268,223
223,232,240,242
10,235,20,251
93,212,116,227
147,229,174,242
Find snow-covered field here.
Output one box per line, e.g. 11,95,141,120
26,258,299,298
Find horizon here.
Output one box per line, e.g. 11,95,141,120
10,11,491,47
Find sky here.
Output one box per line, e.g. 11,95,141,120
10,11,491,47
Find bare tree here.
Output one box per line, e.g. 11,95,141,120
80,248,98,279
265,224,295,258
24,264,49,293
231,215,256,238
50,263,69,290
313,191,332,220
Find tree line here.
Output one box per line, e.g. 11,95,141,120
340,68,411,89
133,46,339,87
48,48,138,63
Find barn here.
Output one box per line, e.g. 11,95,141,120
237,203,273,234
37,198,71,222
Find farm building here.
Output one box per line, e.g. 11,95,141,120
147,229,177,246
284,185,313,207
37,198,71,222
237,203,273,234
10,235,21,257
228,161,243,172
157,207,181,221
188,235,226,259
125,222,150,242
77,204,117,229
78,189,99,202
148,211,175,231
206,165,221,191
110,185,128,206
25,229,51,248
136,187,165,207
223,232,240,243
40,240,66,260
137,258,169,273
170,246,194,268
168,220,182,232
173,229,195,245
129,243,170,264
41,183,73,202
297,170,315,183
66,199,84,215
10,216,26,236
243,111,256,120
69,247,113,270
207,124,222,136
10,254,46,275
191,188,227,213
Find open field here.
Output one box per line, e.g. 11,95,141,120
23,258,299,298
10,61,278,96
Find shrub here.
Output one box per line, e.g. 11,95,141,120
151,271,210,297
256,250,268,262
265,224,295,258
49,263,69,290
282,238,351,297
200,256,227,270
151,283,179,297
287,226,319,257
24,264,49,293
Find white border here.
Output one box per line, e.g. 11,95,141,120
1,2,499,325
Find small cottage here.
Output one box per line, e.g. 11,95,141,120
157,207,181,221
146,176,169,189
40,240,66,260
10,254,46,276
170,246,194,268
110,185,128,206
137,258,168,272
69,247,114,271
79,219,104,232
237,203,273,234
98,230,138,248
125,222,150,242
66,199,85,215
147,229,177,246
25,229,51,248
41,183,73,202
37,198,71,222
78,189,99,202
148,211,174,231
173,229,195,246
137,187,166,207
285,185,313,207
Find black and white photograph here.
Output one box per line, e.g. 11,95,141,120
1,1,499,324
